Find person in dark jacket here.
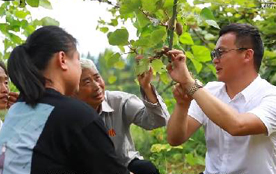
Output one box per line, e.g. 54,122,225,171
0,26,128,174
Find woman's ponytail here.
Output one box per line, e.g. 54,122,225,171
8,44,45,106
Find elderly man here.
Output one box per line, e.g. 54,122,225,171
75,58,169,174
167,23,276,174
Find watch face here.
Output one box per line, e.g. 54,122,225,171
196,79,203,87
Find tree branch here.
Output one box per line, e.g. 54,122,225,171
160,80,177,95
168,0,178,50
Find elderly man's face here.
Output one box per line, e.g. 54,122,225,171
76,68,105,111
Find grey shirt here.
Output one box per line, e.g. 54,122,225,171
99,88,169,166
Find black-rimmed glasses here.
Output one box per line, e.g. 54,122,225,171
211,48,248,60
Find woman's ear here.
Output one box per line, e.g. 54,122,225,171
56,51,68,71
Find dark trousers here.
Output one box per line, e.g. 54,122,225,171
128,158,160,174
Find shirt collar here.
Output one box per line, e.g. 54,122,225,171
216,75,261,102
101,99,114,113
240,75,261,102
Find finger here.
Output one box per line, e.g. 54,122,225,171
166,63,173,72
168,49,184,55
173,54,186,61
9,92,19,98
137,72,145,79
176,84,184,96
8,96,17,103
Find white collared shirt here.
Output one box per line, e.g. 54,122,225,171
189,76,276,174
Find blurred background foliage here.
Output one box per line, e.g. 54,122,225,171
1,0,276,173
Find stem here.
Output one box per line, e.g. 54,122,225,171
168,0,178,50
192,28,210,49
160,80,177,95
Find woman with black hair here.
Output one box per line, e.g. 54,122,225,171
0,26,127,174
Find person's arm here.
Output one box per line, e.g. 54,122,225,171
123,56,169,129
167,83,201,146
191,88,267,136
137,66,158,104
167,49,268,136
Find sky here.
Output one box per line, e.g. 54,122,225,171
29,0,136,58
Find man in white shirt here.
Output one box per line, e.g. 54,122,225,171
167,23,276,174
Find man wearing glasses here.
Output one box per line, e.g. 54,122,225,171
166,23,276,174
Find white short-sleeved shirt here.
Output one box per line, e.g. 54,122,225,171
188,76,276,174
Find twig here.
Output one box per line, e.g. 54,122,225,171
192,28,211,49
168,0,178,50
160,80,177,95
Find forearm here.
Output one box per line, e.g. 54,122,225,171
167,103,190,146
141,84,158,104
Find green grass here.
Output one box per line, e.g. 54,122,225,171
131,125,206,174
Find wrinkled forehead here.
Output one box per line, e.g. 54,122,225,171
80,58,98,73
80,67,100,80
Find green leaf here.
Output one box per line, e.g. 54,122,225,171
41,17,59,26
135,58,150,75
109,19,118,27
9,33,23,44
150,27,167,45
151,59,165,73
119,0,141,15
207,63,216,75
200,7,215,20
99,27,109,33
0,6,5,17
108,75,117,84
26,0,39,7
39,0,52,9
185,153,196,166
118,46,125,52
133,38,151,47
191,45,211,62
150,144,171,153
114,60,125,70
205,20,220,29
108,29,129,46
135,11,151,29
107,53,121,67
190,58,203,73
159,71,170,84
179,32,194,45
141,0,158,13
204,33,215,40
163,0,174,8
185,51,194,59
24,25,36,36
14,11,29,19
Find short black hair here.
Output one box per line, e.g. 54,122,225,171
8,26,77,106
219,23,264,72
